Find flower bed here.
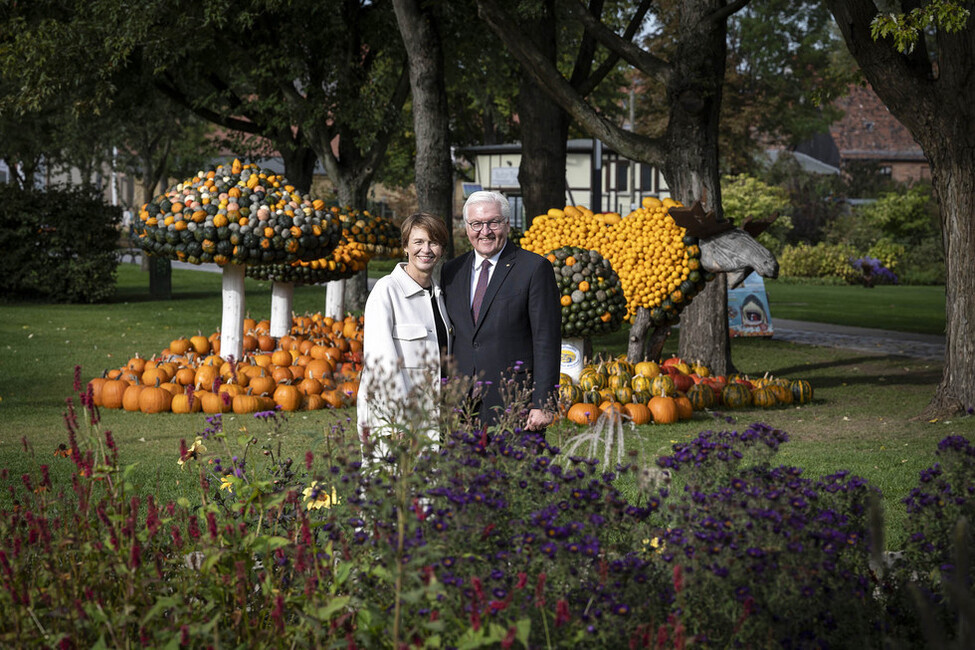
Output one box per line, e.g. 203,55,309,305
1,373,971,647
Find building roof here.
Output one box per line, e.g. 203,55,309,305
828,83,927,162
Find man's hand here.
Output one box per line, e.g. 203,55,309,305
525,408,554,431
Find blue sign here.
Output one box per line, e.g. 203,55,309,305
727,272,773,337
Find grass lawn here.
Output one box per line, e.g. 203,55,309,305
1,264,971,549
764,279,946,335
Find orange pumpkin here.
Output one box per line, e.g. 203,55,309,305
171,393,202,414
139,384,173,413
622,402,652,425
122,383,145,412
674,395,693,420
648,393,678,424
273,384,303,411
566,402,598,425
101,378,129,409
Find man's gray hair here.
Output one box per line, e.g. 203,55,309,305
463,190,511,224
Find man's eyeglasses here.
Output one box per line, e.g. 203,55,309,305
466,220,506,232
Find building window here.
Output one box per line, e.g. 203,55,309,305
879,165,892,176
615,161,629,192
640,163,654,192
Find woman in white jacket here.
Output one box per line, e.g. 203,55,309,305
356,212,452,457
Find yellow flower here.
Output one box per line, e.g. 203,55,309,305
219,475,235,492
303,482,339,510
177,437,208,467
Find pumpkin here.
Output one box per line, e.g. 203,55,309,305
559,383,583,408
201,391,232,414
686,383,716,410
546,246,627,338
769,384,793,405
248,375,277,396
169,337,193,356
305,358,334,380
139,384,173,413
273,384,303,411
189,334,211,355
633,360,660,378
171,393,202,414
790,379,814,404
566,402,598,425
614,386,634,404
321,389,347,409
122,383,145,412
721,383,751,409
271,349,293,367
101,379,129,409
233,392,263,414
194,365,220,391
673,394,693,420
751,387,777,409
88,376,108,406
622,402,652,425
304,394,326,411
298,377,324,396
338,380,359,401
649,375,676,397
648,392,679,424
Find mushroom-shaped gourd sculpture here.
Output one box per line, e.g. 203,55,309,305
319,208,402,319
136,159,342,360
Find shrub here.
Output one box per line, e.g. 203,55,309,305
0,184,120,303
721,173,794,256
778,241,860,282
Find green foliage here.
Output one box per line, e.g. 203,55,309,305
720,173,794,255
778,241,860,282
858,185,940,246
0,184,120,303
870,0,972,54
823,184,942,284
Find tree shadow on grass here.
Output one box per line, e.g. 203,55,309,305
776,354,941,390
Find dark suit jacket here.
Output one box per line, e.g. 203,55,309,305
442,241,561,426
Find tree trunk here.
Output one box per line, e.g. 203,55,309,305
665,1,731,374
517,0,569,224
677,274,733,374
278,142,318,195
393,0,455,258
825,0,975,416
927,156,975,416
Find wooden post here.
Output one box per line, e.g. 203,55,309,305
220,264,246,361
270,281,294,338
325,279,345,320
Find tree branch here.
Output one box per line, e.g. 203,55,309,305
360,62,412,177
154,76,264,135
709,0,751,25
477,0,665,163
561,0,669,86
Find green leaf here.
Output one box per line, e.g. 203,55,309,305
315,595,350,620
176,497,191,508
140,595,180,625
248,535,291,552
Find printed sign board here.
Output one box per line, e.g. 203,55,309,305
491,166,520,187
727,272,774,337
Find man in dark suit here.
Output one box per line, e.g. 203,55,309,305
442,191,561,431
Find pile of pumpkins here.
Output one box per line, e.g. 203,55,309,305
560,355,814,426
87,315,363,415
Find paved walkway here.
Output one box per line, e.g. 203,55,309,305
770,318,945,360
126,256,945,360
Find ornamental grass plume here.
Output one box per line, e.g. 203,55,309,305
1,367,972,647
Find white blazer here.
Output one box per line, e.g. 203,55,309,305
356,263,452,443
